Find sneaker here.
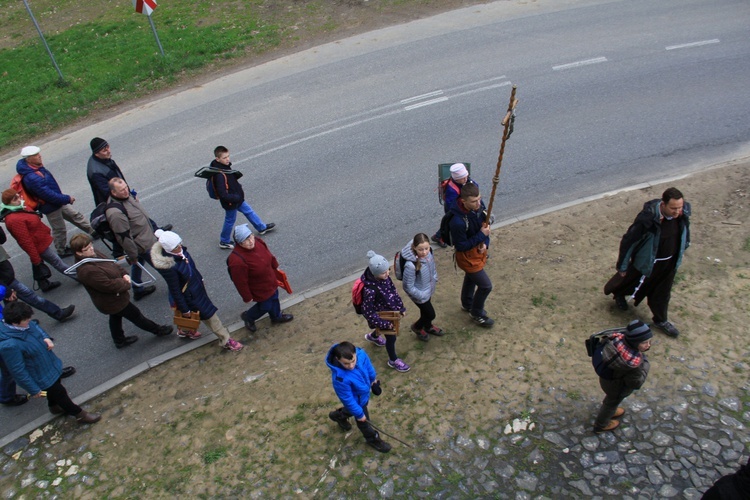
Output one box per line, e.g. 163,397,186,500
365,332,386,347
427,325,445,336
430,233,447,249
223,338,244,351
240,312,257,332
470,314,495,327
655,321,680,338
614,295,628,311
258,223,276,236
410,323,429,342
177,329,202,340
219,241,235,249
115,335,139,349
154,325,174,337
593,420,620,433
367,438,392,453
55,305,76,322
387,358,410,372
271,313,294,324
133,285,156,301
613,407,626,419
328,410,352,431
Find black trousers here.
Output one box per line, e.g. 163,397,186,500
45,377,82,416
335,405,378,442
109,301,160,344
413,300,436,330
611,261,676,324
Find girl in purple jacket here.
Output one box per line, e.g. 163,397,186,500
361,251,409,372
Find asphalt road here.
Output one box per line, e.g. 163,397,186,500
1,0,749,439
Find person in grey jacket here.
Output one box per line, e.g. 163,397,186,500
400,233,442,341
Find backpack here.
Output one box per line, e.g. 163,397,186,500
439,212,469,247
90,201,127,245
351,278,365,314
206,173,228,200
393,248,433,281
10,172,44,212
587,327,623,380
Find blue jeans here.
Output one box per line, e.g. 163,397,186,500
461,269,492,317
220,201,266,244
244,290,281,322
9,278,63,319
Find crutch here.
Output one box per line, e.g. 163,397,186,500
64,258,157,287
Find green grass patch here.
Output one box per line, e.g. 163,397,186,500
203,446,228,465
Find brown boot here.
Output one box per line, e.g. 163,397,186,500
613,407,626,418
76,411,101,424
593,420,620,433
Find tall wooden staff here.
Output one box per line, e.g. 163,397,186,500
484,85,518,227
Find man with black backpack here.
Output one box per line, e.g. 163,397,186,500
208,146,275,250
591,320,652,433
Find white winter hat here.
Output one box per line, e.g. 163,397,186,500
21,146,40,157
155,229,182,252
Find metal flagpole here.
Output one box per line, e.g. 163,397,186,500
147,14,165,58
22,0,65,83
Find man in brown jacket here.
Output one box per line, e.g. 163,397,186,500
70,234,172,349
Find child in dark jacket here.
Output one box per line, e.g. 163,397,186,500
326,341,390,453
360,251,409,372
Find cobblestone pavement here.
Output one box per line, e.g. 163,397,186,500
2,383,747,497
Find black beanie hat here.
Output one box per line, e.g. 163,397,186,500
625,320,653,347
90,137,108,153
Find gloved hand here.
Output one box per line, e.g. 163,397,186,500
371,380,382,396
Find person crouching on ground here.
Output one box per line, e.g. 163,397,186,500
593,319,652,433
150,229,244,351
0,301,100,424
361,251,409,372
227,224,293,332
70,234,173,349
326,341,391,453
400,233,443,342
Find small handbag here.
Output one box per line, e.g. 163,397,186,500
173,310,201,330
32,262,52,281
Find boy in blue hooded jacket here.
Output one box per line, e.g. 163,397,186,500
325,341,391,453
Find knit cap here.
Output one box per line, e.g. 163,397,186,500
20,146,40,157
155,229,182,252
625,320,653,347
367,250,389,276
450,163,469,181
90,137,108,153
234,224,253,243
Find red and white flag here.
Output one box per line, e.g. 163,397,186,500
133,0,157,16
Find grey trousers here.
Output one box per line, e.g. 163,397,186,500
46,205,93,254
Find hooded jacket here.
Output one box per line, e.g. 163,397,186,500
106,194,157,262
209,160,245,210
74,249,131,315
0,205,53,266
150,243,217,318
227,237,278,303
598,334,650,389
617,198,691,276
0,319,62,396
325,345,376,420
360,267,405,330
15,159,71,215
400,241,437,304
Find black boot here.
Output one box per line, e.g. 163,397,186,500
367,436,392,453
329,409,352,431
37,279,61,292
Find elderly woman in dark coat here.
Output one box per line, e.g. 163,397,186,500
150,230,243,351
0,301,100,423
70,234,173,349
